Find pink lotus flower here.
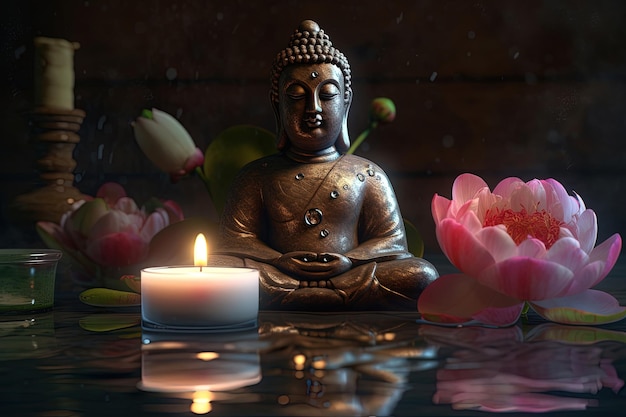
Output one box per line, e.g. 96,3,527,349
37,182,184,270
419,173,624,326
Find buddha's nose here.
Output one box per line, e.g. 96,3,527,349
307,94,322,114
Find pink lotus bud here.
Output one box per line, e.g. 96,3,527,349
132,108,204,181
370,97,396,124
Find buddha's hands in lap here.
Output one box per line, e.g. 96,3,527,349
274,251,352,279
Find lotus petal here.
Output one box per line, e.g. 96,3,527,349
452,173,488,203
436,219,495,277
418,274,524,327
480,257,574,300
530,290,626,325
96,182,127,206
575,209,598,254
432,194,452,225
86,232,148,267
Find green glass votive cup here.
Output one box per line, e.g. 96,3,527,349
0,249,62,313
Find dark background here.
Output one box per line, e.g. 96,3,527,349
2,0,626,256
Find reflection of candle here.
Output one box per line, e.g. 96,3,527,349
141,234,259,331
138,350,262,392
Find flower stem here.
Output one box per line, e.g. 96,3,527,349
347,121,377,154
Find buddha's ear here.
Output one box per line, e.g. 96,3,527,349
336,91,352,153
271,96,288,150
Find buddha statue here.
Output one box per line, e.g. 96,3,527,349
217,20,438,310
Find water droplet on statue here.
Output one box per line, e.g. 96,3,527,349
304,208,323,226
295,173,304,180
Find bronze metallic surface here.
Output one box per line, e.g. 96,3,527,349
218,20,438,310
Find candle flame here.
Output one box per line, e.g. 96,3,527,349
194,233,208,267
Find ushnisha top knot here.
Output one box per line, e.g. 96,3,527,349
270,20,351,104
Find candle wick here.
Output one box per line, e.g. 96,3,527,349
200,265,203,272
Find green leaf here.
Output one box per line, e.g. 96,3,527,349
404,219,424,257
200,125,276,214
79,313,141,332
141,108,153,119
79,288,141,307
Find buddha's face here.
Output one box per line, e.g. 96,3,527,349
278,63,348,153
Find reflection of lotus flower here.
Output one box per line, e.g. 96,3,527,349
37,182,183,270
419,173,624,326
132,108,205,182
421,325,624,413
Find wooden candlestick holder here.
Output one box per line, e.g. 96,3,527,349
11,107,90,225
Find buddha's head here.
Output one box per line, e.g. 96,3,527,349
270,20,352,154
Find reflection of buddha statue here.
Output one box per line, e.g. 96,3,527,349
218,20,437,310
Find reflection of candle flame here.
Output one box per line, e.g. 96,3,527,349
196,352,219,361
194,233,208,269
191,390,212,414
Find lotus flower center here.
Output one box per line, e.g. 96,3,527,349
483,207,562,249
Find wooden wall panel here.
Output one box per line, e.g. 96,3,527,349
2,0,625,253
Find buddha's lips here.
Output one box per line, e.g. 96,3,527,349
304,115,322,128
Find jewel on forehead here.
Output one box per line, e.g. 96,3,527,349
311,71,319,79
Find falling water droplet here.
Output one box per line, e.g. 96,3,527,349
166,67,178,80
97,115,106,130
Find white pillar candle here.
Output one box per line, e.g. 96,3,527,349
141,233,259,331
141,266,259,330
34,37,80,110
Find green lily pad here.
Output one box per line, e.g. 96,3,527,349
199,125,276,214
79,288,141,307
79,313,141,332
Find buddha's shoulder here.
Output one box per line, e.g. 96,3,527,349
340,154,388,173
236,153,289,176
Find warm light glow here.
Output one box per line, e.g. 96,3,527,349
191,390,213,414
293,353,306,370
194,233,208,267
312,358,327,369
196,351,219,361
